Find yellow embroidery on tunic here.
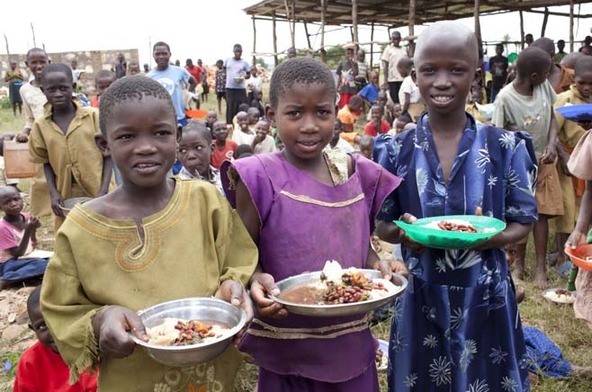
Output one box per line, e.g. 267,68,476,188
67,183,190,272
279,190,364,207
246,315,370,340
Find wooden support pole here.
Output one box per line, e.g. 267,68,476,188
304,21,312,50
408,0,416,57
30,23,36,48
3,34,9,55
291,0,296,48
352,0,359,46
370,22,375,69
320,0,327,63
252,15,257,66
272,12,278,67
570,0,575,52
284,0,295,49
474,0,482,49
519,11,525,50
541,8,549,37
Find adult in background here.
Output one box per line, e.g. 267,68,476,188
488,44,508,102
224,43,251,124
3,60,24,116
113,53,127,79
147,41,197,127
381,31,407,104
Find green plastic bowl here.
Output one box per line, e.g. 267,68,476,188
394,215,506,250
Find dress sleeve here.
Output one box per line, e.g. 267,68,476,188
504,132,538,224
212,189,258,286
40,229,104,384
28,123,49,164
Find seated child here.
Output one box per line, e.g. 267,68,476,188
232,103,251,131
236,144,254,159
177,119,224,195
211,120,238,169
28,63,112,231
13,286,98,391
250,88,265,119
90,70,116,108
0,186,48,288
358,134,375,160
337,95,363,146
40,76,257,391
324,119,354,153
252,120,277,155
231,111,255,146
358,71,380,111
204,110,218,134
364,105,391,136
247,106,261,129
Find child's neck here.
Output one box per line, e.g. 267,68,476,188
282,150,334,185
3,212,23,224
215,139,227,147
512,77,534,96
117,178,176,220
427,109,467,136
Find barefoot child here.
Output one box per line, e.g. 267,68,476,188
177,119,224,195
0,186,48,287
223,57,403,391
28,63,113,230
493,46,562,288
40,76,258,391
375,22,537,391
13,286,98,391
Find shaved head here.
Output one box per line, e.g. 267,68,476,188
415,21,478,69
515,47,551,78
0,185,18,200
561,52,585,70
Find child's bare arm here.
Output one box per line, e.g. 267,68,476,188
365,242,408,280
402,93,411,114
541,107,559,164
567,180,592,247
473,221,533,251
43,163,65,217
98,157,114,196
8,217,41,258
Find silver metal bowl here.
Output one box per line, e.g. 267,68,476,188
131,297,246,367
269,269,408,317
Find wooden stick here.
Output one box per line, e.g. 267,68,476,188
252,15,257,66
352,0,359,46
519,11,525,50
570,0,575,52
541,7,549,37
408,0,416,57
273,12,278,67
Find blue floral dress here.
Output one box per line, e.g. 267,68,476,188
374,114,537,392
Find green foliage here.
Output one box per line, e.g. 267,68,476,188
0,98,10,110
255,57,269,70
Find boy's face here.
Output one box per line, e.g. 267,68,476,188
331,122,342,142
233,46,242,60
29,305,58,353
254,90,263,100
128,64,141,75
153,45,171,71
237,114,250,132
254,121,270,139
177,131,211,177
25,51,48,81
392,104,402,118
371,108,383,122
575,70,592,98
41,71,73,111
496,45,503,55
415,38,477,116
213,122,228,141
346,49,354,60
370,73,379,84
505,243,517,266
0,188,23,216
206,112,217,124
96,76,116,96
216,61,223,70
99,96,178,189
247,110,260,125
266,82,334,163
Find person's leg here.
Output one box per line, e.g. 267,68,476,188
513,242,527,280
17,102,22,115
533,215,549,289
388,82,399,104
226,89,236,124
217,93,223,114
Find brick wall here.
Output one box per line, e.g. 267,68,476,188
0,48,139,96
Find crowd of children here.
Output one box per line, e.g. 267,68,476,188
2,20,592,392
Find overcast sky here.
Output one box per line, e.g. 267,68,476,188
2,1,591,68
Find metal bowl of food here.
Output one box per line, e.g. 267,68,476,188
130,297,246,367
269,269,407,317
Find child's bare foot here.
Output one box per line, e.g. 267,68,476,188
533,269,548,289
572,365,592,379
